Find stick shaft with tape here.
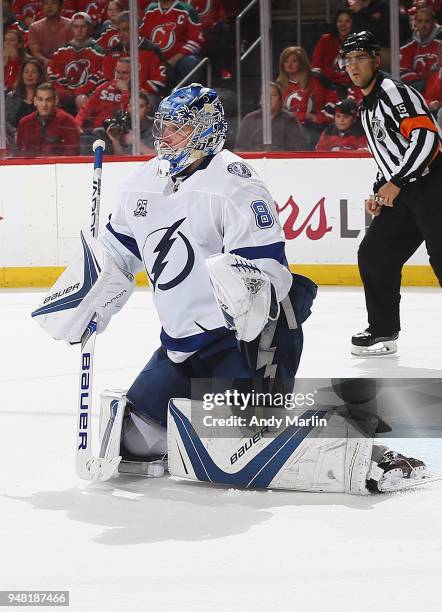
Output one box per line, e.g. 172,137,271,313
75,140,120,482
90,139,105,238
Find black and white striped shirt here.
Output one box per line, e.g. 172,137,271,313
360,71,442,190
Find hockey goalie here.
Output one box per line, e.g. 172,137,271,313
32,84,433,494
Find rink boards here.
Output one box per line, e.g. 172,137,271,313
0,153,437,287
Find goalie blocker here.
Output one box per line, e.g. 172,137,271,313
31,232,134,343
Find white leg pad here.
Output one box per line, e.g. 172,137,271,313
168,399,374,494
99,389,127,465
100,389,168,478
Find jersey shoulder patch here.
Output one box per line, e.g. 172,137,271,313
227,161,252,178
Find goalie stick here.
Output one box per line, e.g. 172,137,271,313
75,140,121,482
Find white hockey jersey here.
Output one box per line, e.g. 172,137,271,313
101,150,292,362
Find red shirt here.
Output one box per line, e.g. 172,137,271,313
96,25,120,52
189,0,225,29
424,67,442,104
102,39,167,94
28,16,73,59
400,38,441,83
139,1,204,59
75,79,130,130
16,108,81,156
282,77,338,125
4,57,22,91
61,0,107,24
47,41,105,96
4,19,29,48
311,33,351,87
12,0,43,23
315,123,368,152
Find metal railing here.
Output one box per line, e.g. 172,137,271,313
236,0,261,126
260,0,272,145
128,0,140,156
390,0,401,80
0,0,6,153
174,57,212,90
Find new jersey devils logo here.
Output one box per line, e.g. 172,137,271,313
414,53,437,73
22,2,39,17
107,33,120,49
65,59,91,87
151,23,177,52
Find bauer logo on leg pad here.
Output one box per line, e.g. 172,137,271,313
167,399,326,488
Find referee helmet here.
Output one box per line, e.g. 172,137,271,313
339,31,381,69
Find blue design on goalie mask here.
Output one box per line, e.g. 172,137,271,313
153,83,227,177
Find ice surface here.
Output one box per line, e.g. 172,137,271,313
1,287,441,611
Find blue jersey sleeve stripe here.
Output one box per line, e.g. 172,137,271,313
106,221,142,261
230,242,288,266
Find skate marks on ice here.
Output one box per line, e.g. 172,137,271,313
3,475,440,548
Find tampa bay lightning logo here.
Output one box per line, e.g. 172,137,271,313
227,162,252,178
146,218,195,291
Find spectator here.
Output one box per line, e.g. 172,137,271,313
103,11,167,105
312,9,355,89
276,46,339,148
3,0,17,29
190,0,232,80
5,58,45,145
3,0,28,43
96,0,123,51
16,82,81,156
408,1,442,31
75,57,131,132
3,29,29,92
315,98,367,151
12,0,42,27
28,0,72,69
347,0,390,69
47,12,105,113
424,39,442,112
97,90,155,155
400,5,442,88
235,82,307,152
139,0,204,84
66,0,107,27
348,0,390,45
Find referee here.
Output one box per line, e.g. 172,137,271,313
339,31,442,356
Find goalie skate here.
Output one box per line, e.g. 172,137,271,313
367,450,439,492
351,330,398,356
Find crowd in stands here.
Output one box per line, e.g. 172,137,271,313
2,0,442,157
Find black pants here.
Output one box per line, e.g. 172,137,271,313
358,166,442,335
